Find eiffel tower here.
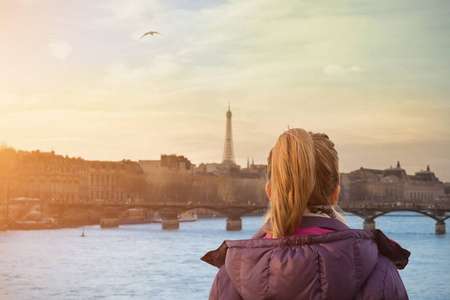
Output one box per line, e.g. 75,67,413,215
222,104,236,166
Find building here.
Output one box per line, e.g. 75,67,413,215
85,159,144,204
2,150,86,205
342,161,445,202
160,154,194,172
0,148,146,223
222,104,236,166
140,155,194,174
241,157,267,178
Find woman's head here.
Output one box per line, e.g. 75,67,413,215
308,132,340,206
265,128,339,238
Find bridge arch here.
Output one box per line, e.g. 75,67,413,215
343,208,448,235
348,210,449,223
113,202,267,231
191,205,266,231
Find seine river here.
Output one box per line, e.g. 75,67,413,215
1,213,449,300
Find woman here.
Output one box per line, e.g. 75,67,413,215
202,128,410,300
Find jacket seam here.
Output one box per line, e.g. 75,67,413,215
311,245,324,300
237,249,242,295
382,258,389,300
264,248,273,298
353,237,362,290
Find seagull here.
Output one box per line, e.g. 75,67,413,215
140,31,162,39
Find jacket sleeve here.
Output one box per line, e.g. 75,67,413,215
209,265,243,300
360,255,408,300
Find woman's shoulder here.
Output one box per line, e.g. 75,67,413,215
358,254,409,300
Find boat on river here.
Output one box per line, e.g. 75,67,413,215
8,218,61,230
153,211,198,223
119,218,155,225
118,209,198,225
178,211,198,222
119,208,156,225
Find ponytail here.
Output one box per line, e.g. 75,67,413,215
265,129,316,238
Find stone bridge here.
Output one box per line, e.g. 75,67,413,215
49,201,268,231
47,200,450,234
339,202,450,234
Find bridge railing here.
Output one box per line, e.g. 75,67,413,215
340,195,450,204
340,202,450,211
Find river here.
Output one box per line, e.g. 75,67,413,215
0,212,449,299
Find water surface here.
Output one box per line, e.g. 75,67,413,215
0,213,448,299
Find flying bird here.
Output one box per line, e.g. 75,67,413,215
140,31,162,39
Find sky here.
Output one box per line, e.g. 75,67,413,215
1,0,449,182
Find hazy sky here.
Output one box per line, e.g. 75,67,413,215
1,0,449,181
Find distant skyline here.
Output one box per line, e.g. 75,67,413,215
1,0,449,181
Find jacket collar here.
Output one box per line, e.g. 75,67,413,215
202,217,409,270
300,216,350,231
252,216,350,239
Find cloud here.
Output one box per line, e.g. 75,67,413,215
17,0,36,8
48,41,73,61
323,65,362,76
0,92,53,110
104,55,184,86
96,0,161,30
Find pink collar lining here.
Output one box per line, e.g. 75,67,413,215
263,227,335,239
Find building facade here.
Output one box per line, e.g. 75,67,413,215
0,148,145,223
341,162,445,202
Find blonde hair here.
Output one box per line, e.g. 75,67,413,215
264,129,339,238
308,133,339,206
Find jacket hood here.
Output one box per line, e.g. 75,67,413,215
202,217,410,300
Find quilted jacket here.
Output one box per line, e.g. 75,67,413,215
202,217,410,300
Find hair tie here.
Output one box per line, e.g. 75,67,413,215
308,206,336,218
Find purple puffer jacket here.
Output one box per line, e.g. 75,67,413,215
202,217,410,300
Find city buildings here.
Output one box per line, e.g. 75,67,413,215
340,161,446,202
0,148,145,225
2,106,447,229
